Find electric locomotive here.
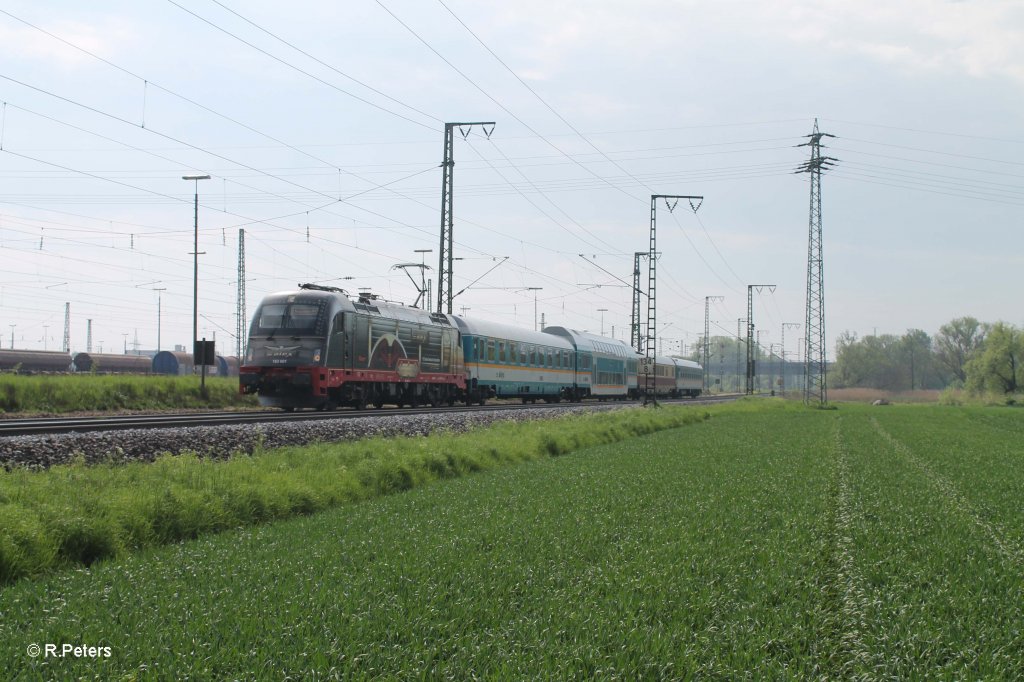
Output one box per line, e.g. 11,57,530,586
240,284,465,410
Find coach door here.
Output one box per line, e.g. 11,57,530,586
326,313,346,368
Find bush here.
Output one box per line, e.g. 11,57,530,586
939,388,964,406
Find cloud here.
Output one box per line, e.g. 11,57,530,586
0,16,136,70
768,0,1024,84
482,0,1024,86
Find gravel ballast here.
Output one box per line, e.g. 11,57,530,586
0,404,639,470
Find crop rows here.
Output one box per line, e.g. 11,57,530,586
834,407,1024,677
1,402,1022,678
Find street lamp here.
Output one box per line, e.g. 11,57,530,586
137,283,167,352
183,174,211,352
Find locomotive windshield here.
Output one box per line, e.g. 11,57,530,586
251,299,327,338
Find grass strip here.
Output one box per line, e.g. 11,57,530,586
0,374,255,414
1,402,834,679
0,404,711,585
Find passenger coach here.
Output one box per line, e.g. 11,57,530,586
543,326,638,400
452,317,575,403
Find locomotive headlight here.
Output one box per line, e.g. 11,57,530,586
313,348,322,362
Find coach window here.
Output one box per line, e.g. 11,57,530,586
487,340,496,362
498,341,505,363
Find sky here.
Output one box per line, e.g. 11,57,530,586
0,0,1021,362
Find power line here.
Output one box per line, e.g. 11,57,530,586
164,0,438,130
823,117,1024,146
374,0,659,253
432,0,748,293
207,0,442,126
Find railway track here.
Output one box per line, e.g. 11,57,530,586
0,394,739,438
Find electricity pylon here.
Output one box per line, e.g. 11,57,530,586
796,119,836,405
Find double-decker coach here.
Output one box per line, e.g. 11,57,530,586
543,326,638,401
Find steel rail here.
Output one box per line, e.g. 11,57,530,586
0,394,739,437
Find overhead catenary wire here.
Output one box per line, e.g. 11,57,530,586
162,1,438,131
432,0,750,292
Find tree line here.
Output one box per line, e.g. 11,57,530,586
833,317,1023,395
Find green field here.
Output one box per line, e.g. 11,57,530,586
0,374,255,414
0,406,707,583
2,402,1022,679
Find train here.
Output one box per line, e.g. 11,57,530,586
0,349,240,377
239,283,702,411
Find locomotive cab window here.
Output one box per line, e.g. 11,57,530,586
253,300,326,336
